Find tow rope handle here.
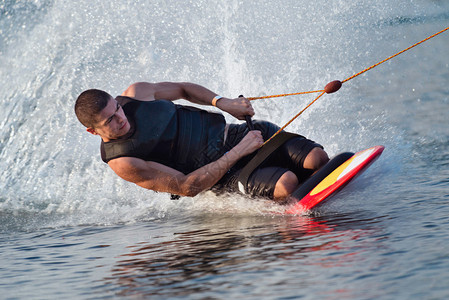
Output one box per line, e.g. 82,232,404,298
245,116,254,130
236,93,297,194
239,95,255,130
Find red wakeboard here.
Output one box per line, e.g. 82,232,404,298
286,145,384,214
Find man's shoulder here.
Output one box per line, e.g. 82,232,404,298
107,156,144,172
107,156,153,184
121,82,158,101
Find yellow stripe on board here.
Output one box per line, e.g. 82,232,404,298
309,157,355,196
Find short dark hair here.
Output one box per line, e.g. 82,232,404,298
75,89,112,128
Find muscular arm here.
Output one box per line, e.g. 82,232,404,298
108,131,263,197
122,81,254,120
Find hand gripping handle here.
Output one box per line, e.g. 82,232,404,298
239,95,254,130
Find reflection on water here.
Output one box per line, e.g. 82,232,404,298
102,212,387,298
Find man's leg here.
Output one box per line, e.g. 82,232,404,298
245,167,292,199
271,147,329,202
303,147,329,173
273,171,299,201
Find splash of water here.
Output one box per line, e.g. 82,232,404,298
0,0,446,230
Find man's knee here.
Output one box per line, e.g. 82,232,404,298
273,171,299,200
303,147,329,170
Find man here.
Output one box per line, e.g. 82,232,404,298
75,82,329,202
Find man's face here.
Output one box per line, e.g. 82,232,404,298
87,97,131,141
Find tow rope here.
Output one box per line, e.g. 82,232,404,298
249,26,449,145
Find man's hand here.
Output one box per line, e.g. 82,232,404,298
216,96,255,120
232,130,264,156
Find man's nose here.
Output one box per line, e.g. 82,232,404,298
117,111,126,122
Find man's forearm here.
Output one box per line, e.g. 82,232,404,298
174,129,262,197
179,82,255,121
178,82,221,106
176,147,244,197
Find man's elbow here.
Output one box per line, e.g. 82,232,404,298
179,179,204,197
134,181,199,197
181,186,202,197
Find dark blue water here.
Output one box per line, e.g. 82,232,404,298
1,0,449,299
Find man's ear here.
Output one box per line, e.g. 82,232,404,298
86,127,98,135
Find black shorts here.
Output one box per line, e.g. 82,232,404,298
213,121,323,199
